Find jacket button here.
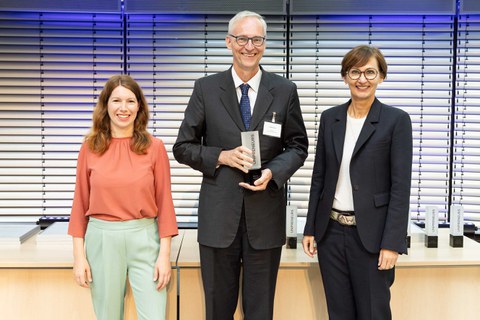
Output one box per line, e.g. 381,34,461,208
353,185,359,191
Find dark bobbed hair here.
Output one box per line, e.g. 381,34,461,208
341,45,388,80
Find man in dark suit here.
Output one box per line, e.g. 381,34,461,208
173,10,308,320
303,45,412,320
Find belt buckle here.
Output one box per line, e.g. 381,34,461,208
338,214,355,226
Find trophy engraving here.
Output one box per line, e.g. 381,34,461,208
286,205,297,249
406,211,411,248
425,206,438,248
449,204,464,247
241,131,261,170
241,131,262,185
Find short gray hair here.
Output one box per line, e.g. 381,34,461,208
228,11,267,36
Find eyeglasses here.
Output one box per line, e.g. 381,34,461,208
347,68,379,80
228,34,265,47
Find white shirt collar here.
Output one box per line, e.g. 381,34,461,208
231,67,262,93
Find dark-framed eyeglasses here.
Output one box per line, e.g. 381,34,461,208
228,34,266,47
347,68,379,80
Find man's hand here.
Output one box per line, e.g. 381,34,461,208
239,168,272,191
218,146,253,173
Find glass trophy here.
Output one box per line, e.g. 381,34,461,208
406,212,411,248
449,204,464,247
286,205,297,249
424,206,438,248
241,131,262,185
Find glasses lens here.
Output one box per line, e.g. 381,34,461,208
232,35,264,47
348,69,378,80
252,37,264,46
365,69,378,80
349,70,361,79
236,37,248,46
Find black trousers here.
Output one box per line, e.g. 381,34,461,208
199,212,282,320
317,219,395,320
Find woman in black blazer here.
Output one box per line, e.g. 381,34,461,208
303,45,412,320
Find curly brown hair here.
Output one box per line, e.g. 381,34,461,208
85,74,151,155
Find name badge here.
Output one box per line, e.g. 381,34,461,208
263,121,282,138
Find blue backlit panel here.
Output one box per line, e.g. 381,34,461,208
0,0,121,13
291,0,455,15
461,0,480,13
125,0,286,14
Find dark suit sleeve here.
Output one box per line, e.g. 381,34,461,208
381,111,413,254
303,115,326,236
173,79,222,177
266,83,308,188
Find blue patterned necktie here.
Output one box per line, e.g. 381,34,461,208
239,83,251,129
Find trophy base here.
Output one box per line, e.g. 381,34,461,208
245,169,262,185
449,234,463,247
286,237,297,249
406,235,411,248
424,235,438,248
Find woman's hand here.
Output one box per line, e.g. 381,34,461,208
302,235,317,258
72,237,92,288
153,254,171,290
154,236,173,290
378,248,399,270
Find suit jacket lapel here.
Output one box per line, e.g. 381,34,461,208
249,71,273,131
333,102,349,163
352,98,381,158
219,69,245,131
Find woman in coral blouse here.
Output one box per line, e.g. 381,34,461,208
68,74,178,320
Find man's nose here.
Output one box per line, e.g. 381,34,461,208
245,39,255,49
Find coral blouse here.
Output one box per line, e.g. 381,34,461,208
68,136,178,239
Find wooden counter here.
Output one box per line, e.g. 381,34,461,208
177,229,328,319
391,230,480,319
0,230,184,320
1,227,479,320
177,229,480,320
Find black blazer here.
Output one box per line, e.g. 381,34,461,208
174,67,308,250
304,98,412,254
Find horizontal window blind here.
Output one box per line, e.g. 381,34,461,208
0,7,479,230
454,14,480,226
125,13,287,224
288,15,454,226
0,11,123,218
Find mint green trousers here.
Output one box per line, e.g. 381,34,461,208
85,217,167,320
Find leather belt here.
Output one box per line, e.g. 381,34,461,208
330,210,356,226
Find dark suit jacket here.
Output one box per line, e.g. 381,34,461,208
173,67,308,250
304,98,412,254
